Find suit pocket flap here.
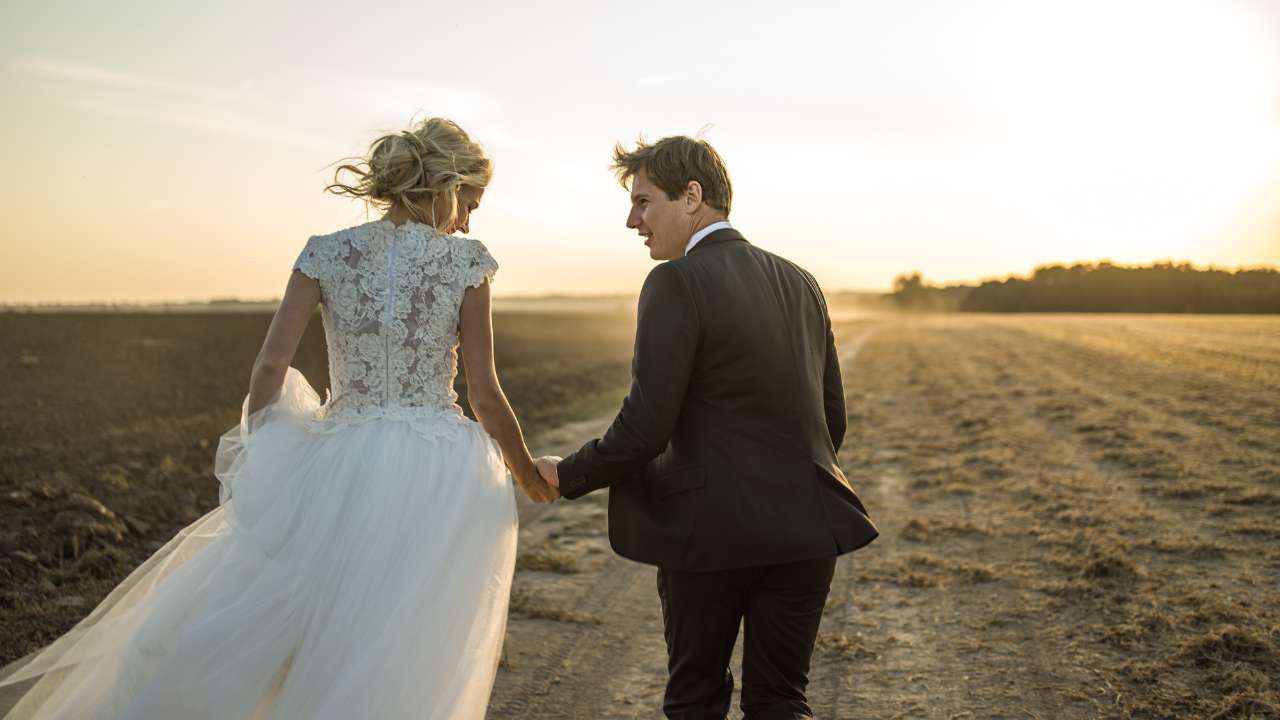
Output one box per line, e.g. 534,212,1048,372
650,465,707,499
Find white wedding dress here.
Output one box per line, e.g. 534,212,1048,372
1,220,519,719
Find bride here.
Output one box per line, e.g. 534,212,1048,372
1,116,559,718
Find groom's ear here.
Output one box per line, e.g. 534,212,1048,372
683,180,704,214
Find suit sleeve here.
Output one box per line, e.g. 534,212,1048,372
822,314,847,454
556,262,700,500
803,269,846,454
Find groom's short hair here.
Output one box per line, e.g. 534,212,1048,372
612,136,733,216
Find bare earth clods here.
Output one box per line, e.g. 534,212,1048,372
0,312,635,669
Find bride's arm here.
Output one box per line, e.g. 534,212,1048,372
247,270,321,415
458,279,555,502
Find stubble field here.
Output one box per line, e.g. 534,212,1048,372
2,311,1278,719
821,313,1280,718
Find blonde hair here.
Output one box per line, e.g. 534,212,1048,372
327,117,492,230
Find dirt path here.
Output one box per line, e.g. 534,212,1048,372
486,325,887,718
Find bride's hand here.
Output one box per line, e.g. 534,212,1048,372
515,461,559,503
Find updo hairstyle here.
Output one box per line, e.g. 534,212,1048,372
327,117,491,230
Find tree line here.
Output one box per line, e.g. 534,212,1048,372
891,262,1280,313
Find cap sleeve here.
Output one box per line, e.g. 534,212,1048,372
293,235,326,281
462,238,498,289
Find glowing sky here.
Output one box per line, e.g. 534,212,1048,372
2,0,1278,303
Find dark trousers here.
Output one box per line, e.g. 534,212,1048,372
656,554,837,720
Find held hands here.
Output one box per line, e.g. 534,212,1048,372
534,456,561,491
516,457,560,504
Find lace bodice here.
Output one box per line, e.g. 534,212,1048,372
292,220,498,431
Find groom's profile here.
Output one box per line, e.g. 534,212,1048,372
537,134,878,719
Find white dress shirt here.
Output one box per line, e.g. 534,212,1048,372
684,221,733,255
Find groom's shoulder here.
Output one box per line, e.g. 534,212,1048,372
777,252,820,287
744,241,819,286
718,242,827,306
682,237,816,285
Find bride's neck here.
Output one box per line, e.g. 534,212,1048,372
381,205,418,227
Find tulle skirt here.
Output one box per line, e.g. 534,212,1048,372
1,369,519,719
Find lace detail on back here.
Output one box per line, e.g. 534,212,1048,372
293,220,498,428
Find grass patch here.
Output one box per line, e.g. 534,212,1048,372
1177,625,1280,670
899,516,990,543
508,588,602,625
816,631,878,660
516,544,579,574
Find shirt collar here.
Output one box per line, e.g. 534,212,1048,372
684,221,733,255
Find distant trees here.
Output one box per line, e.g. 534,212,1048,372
891,273,929,310
891,272,970,311
890,262,1280,313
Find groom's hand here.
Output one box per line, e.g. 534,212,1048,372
518,459,559,503
535,456,562,490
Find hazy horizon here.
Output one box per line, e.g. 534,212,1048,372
3,0,1278,304
2,257,1277,308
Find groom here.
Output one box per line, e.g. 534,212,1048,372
535,135,878,719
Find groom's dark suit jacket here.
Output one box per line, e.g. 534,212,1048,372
556,228,878,571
